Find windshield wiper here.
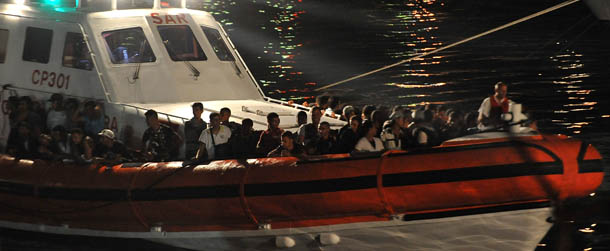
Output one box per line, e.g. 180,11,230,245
129,40,148,83
163,40,200,79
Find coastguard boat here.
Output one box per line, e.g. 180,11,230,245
0,0,606,250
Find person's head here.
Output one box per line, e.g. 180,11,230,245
241,118,253,133
342,105,355,121
315,95,329,109
144,109,159,129
49,93,64,110
65,98,79,111
371,110,385,128
402,108,413,125
191,102,203,119
267,112,280,130
319,121,331,139
362,105,376,121
448,110,464,125
494,81,508,100
327,96,339,110
18,96,32,112
219,107,231,122
389,111,406,128
98,129,115,147
349,115,362,133
209,112,221,129
51,125,67,141
297,111,307,126
70,128,84,143
464,111,478,128
85,101,102,117
281,131,294,150
311,106,322,124
38,133,52,146
360,120,377,138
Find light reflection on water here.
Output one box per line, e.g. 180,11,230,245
197,0,609,138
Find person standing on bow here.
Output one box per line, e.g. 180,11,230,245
477,81,512,130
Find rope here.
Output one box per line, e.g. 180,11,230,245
314,0,581,91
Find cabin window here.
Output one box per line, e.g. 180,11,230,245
0,29,8,64
23,27,53,64
201,27,235,62
62,32,93,70
117,0,153,9
157,25,206,61
102,27,156,64
160,0,181,8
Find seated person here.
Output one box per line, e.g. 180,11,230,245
6,121,38,159
93,129,132,163
313,121,337,155
337,115,362,153
268,131,306,158
36,133,57,160
354,120,384,152
68,127,93,163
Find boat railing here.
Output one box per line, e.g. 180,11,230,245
116,103,189,127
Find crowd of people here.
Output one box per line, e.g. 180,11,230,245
2,82,521,164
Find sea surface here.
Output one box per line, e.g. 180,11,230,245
2,0,610,250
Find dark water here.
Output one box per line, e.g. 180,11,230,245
2,0,610,250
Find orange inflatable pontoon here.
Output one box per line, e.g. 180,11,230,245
0,132,605,250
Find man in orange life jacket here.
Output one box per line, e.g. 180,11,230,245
477,81,512,130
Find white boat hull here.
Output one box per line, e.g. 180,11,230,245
0,207,552,250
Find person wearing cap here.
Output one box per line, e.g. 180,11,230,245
93,129,131,163
46,93,68,131
380,112,406,150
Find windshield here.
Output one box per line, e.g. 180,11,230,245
102,27,156,64
201,26,235,62
158,25,206,61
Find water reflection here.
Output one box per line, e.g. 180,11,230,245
196,0,608,138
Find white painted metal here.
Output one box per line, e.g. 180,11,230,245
0,207,553,251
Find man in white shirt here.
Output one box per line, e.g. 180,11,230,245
196,112,232,160
477,81,512,130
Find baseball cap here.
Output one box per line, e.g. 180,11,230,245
98,129,115,140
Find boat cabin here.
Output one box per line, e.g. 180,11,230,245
0,0,345,153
